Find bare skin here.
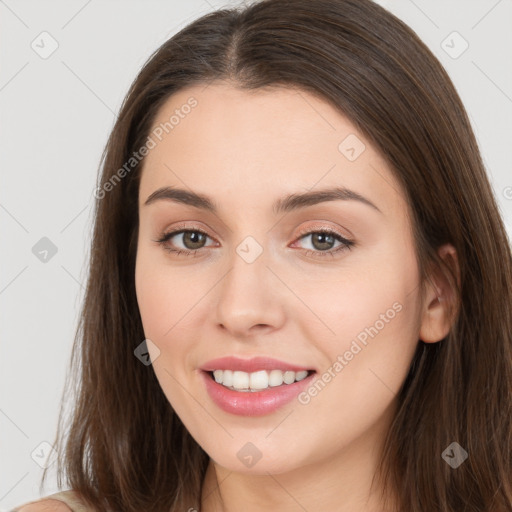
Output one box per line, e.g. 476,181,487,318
17,499,72,511
135,81,458,512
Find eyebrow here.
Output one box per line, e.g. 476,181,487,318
143,185,382,215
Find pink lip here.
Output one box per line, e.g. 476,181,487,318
200,356,313,373
199,356,316,416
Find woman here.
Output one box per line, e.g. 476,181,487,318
13,0,512,510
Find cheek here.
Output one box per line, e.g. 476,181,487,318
295,239,422,401
135,256,170,338
134,250,201,407
289,269,420,467
135,247,209,339
293,243,420,346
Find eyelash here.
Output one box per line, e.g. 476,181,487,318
153,225,355,260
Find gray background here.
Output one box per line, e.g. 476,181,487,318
1,0,511,509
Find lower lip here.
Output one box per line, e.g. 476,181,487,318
200,370,315,416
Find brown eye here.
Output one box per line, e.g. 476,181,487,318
155,228,215,256
309,232,337,251
294,229,355,259
180,231,207,250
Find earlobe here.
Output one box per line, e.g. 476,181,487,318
418,244,460,343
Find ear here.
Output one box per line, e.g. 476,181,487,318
419,244,460,343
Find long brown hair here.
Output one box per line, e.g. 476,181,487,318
41,0,512,510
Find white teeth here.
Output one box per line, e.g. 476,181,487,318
283,371,295,384
211,369,311,391
268,369,284,387
232,370,249,389
223,369,233,387
295,370,308,381
249,370,269,390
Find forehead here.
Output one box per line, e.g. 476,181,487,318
138,81,406,218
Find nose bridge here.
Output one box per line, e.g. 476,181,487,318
214,233,284,334
221,234,270,306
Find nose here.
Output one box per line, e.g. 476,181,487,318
214,245,286,339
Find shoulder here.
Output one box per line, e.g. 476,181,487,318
13,490,87,512
16,499,72,511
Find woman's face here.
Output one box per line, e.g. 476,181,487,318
135,81,427,476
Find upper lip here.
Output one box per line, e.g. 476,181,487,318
200,356,314,373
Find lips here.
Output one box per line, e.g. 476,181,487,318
200,356,313,373
199,356,316,416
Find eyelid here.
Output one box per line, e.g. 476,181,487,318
294,221,354,240
153,225,217,246
290,225,354,256
158,220,353,240
155,221,217,240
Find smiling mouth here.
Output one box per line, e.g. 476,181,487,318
206,369,316,392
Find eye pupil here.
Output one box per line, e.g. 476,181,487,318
184,231,206,249
311,232,335,251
